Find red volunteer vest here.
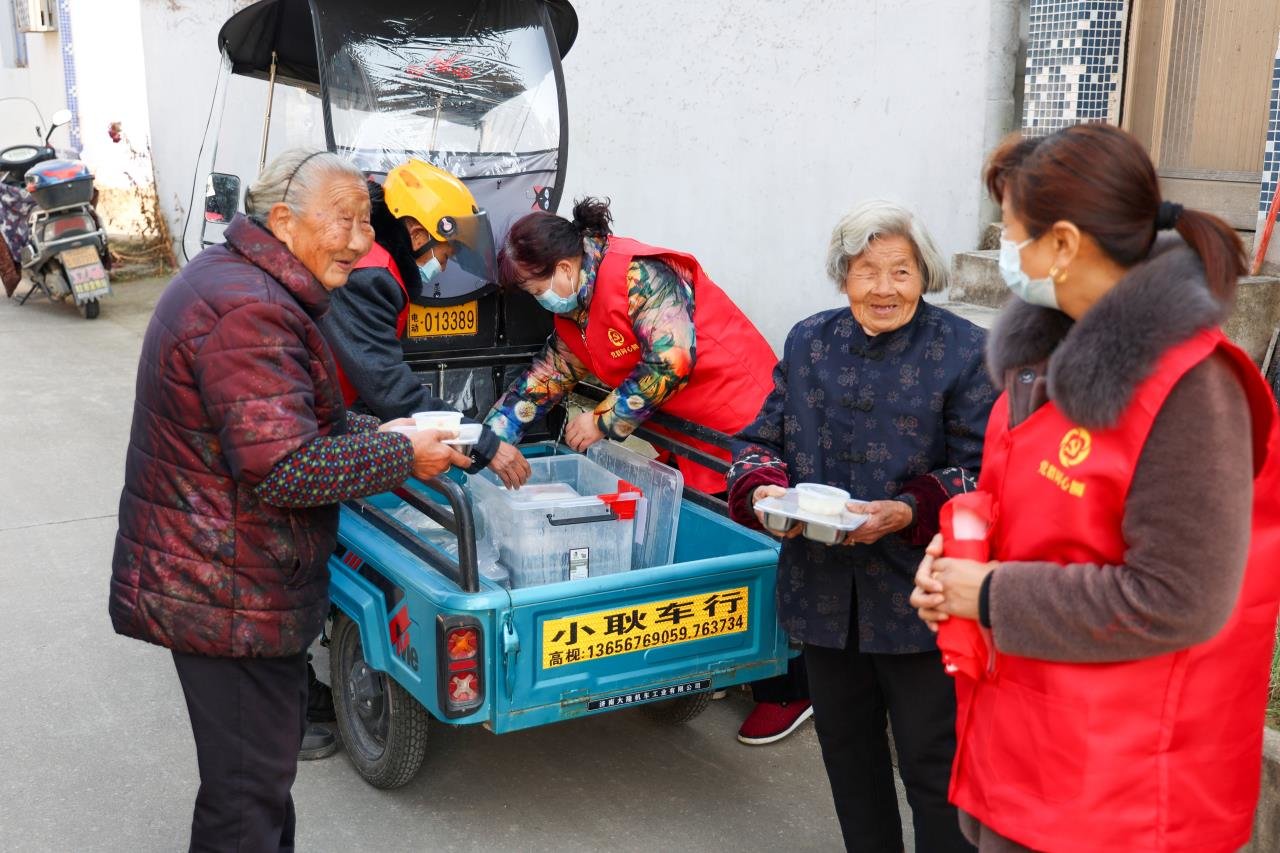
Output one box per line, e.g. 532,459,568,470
952,329,1280,852
336,242,410,407
556,237,776,493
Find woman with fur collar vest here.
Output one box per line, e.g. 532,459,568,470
911,124,1280,852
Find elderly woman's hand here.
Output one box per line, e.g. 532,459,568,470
753,485,803,538
378,418,415,432
408,429,472,480
841,500,912,545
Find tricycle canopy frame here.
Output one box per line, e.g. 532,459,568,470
188,0,576,286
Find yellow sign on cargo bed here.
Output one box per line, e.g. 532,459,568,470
541,586,749,669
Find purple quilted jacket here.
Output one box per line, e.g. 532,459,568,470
111,215,347,658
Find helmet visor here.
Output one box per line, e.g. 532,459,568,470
440,210,497,282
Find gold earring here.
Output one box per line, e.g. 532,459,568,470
1049,266,1068,285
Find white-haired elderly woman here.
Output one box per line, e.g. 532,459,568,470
727,200,995,852
111,149,470,850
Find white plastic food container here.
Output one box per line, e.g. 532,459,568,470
413,410,463,431
756,490,869,544
441,422,484,454
795,483,851,516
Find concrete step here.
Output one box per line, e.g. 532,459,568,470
947,249,1280,364
924,295,1000,330
949,250,1012,310
1227,275,1280,364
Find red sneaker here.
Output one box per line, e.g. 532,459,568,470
736,700,814,745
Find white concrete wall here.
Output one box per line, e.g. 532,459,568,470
0,24,67,152
138,0,253,254
559,0,1019,349
137,0,1019,348
64,0,153,187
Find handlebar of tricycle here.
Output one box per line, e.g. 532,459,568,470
347,476,480,593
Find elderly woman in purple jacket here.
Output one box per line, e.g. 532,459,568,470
728,200,995,852
111,150,469,850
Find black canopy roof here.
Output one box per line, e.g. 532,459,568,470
217,0,578,87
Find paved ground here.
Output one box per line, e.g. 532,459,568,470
0,277,911,852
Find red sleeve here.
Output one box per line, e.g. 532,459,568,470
727,465,790,530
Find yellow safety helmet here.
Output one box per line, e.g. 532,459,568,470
383,159,497,281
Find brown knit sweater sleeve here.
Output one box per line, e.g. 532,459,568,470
987,353,1253,663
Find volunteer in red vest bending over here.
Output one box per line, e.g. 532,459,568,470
486,197,775,493
320,159,529,488
910,124,1280,852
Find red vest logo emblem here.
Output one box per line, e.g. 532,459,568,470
607,327,626,348
1058,427,1092,467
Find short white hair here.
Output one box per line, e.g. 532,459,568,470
243,149,365,217
825,200,948,293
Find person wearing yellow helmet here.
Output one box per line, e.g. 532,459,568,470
317,159,529,496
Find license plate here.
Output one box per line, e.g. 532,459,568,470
541,586,749,669
60,246,109,299
407,300,479,339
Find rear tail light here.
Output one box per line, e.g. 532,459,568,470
43,214,95,241
446,626,478,661
437,615,483,717
447,672,479,704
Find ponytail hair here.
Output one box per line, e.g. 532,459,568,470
1168,207,1245,302
570,197,612,237
497,196,613,287
984,124,1245,301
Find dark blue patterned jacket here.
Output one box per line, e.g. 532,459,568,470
728,303,995,653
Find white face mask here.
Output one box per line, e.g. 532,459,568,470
998,236,1059,309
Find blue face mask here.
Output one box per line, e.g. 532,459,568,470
998,236,1059,309
418,252,443,287
534,287,578,314
533,271,579,314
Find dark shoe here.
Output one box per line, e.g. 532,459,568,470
736,700,814,745
299,723,340,761
307,663,336,723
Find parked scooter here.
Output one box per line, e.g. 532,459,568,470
0,101,110,319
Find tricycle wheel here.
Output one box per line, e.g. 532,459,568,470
79,299,99,319
641,691,713,724
330,614,429,789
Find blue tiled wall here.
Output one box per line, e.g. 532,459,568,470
56,0,80,152
1260,50,1280,216
1022,0,1127,135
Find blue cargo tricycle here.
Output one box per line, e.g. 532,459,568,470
328,442,787,788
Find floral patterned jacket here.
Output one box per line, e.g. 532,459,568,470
727,303,996,653
486,235,696,441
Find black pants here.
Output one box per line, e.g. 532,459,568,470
172,650,309,853
804,642,972,853
750,654,810,703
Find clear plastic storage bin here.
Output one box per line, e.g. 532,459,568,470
586,441,683,569
468,455,640,589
